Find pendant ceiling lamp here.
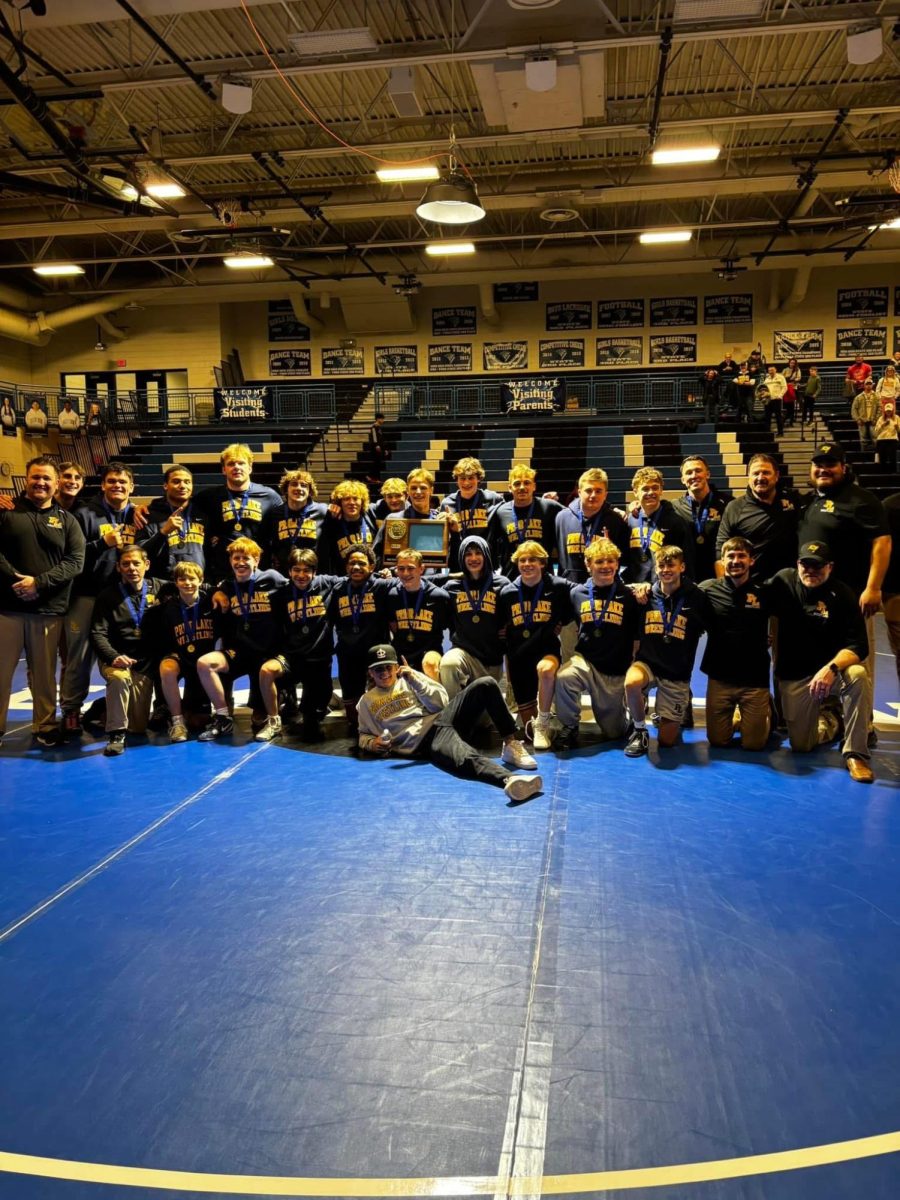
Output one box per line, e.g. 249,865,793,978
415,137,485,225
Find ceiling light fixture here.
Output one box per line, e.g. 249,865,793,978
377,165,440,183
424,241,476,256
144,180,187,199
416,154,486,225
651,144,721,165
33,263,85,277
638,229,692,244
223,252,275,269
868,217,900,231
100,171,139,201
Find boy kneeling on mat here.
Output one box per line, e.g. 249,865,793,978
357,644,543,803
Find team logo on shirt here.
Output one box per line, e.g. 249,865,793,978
820,500,835,514
744,591,760,609
813,600,829,619
46,515,63,529
780,499,795,512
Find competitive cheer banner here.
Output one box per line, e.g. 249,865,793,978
501,376,565,414
484,340,529,370
214,386,272,419
267,299,310,342
539,339,584,368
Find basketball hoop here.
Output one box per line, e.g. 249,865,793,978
888,159,900,193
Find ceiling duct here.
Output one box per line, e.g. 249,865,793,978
388,67,423,119
673,0,765,20
288,27,377,57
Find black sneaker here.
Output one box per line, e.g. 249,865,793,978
198,715,234,742
624,726,650,758
34,729,60,748
867,728,878,750
147,702,170,732
60,710,82,737
103,730,127,757
556,724,579,750
297,720,325,743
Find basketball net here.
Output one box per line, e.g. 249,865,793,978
889,159,900,193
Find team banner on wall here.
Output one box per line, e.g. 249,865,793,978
596,336,643,366
539,339,584,368
704,294,753,324
545,301,591,331
484,341,528,370
322,347,365,375
375,345,418,374
214,386,271,419
835,327,887,357
269,348,311,377
494,282,538,303
894,326,900,355
895,287,900,316
836,288,889,319
0,389,15,436
267,299,310,342
432,306,476,336
650,296,698,326
501,377,566,414
597,298,644,327
649,335,697,364
773,329,824,359
428,343,472,373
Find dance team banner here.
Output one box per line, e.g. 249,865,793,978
432,306,476,336
428,344,472,373
268,349,311,377
773,330,824,359
835,327,887,357
321,347,365,375
704,294,753,325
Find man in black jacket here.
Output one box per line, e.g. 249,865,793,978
0,457,85,746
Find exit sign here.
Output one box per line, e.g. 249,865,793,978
115,359,127,368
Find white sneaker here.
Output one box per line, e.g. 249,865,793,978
504,774,543,802
532,714,553,751
168,719,188,743
501,739,538,770
255,716,282,742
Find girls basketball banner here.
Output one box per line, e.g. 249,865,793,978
649,335,696,364
428,343,472,373
597,298,644,327
596,336,642,366
650,296,698,326
539,339,585,368
835,327,887,357
375,345,418,374
773,330,824,360
267,299,310,342
484,341,528,370
545,302,591,331
268,348,311,377
836,288,889,319
704,294,753,324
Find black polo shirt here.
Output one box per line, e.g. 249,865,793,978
699,574,772,688
798,479,888,592
764,569,868,681
716,488,800,579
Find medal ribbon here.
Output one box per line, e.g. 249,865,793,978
580,506,601,550
175,502,192,545
348,581,369,629
288,503,313,548
102,501,130,527
180,600,199,644
228,490,250,528
690,496,710,540
514,501,535,543
400,584,424,631
342,518,371,547
638,510,659,555
587,581,617,627
120,580,148,630
517,578,544,629
291,582,309,625
463,577,489,617
657,589,686,639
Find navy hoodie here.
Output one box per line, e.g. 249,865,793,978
442,535,510,666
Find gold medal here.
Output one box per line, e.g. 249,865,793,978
186,643,196,654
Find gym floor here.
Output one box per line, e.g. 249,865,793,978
0,632,898,1200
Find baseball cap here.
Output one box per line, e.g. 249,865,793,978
811,442,846,463
368,643,399,671
798,540,833,566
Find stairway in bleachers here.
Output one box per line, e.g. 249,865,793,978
821,417,900,500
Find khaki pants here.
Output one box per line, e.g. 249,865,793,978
59,593,96,713
779,665,870,758
705,678,770,750
555,654,626,738
99,662,154,733
439,648,501,699
0,611,63,734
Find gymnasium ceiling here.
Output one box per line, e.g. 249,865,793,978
0,0,899,330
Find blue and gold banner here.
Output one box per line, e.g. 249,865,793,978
501,377,565,414
322,347,365,375
545,301,591,331
432,306,476,336
704,294,753,325
597,298,644,328
267,299,310,342
428,343,472,373
269,348,311,377
835,327,887,357
375,345,418,374
484,341,528,370
596,336,642,366
836,288,889,319
649,335,696,364
539,339,584,368
650,296,697,326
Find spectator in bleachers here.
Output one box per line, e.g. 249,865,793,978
876,363,899,411
193,443,281,580
762,364,788,436
673,456,733,583
845,353,872,397
699,368,720,421
717,353,739,405
747,342,765,378
733,361,756,423
319,480,376,574
783,358,802,426
138,466,208,579
802,365,820,424
366,412,388,485
851,380,880,451
265,468,327,572
439,457,504,570
555,467,629,584
873,404,899,473
621,467,694,586
488,464,563,578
